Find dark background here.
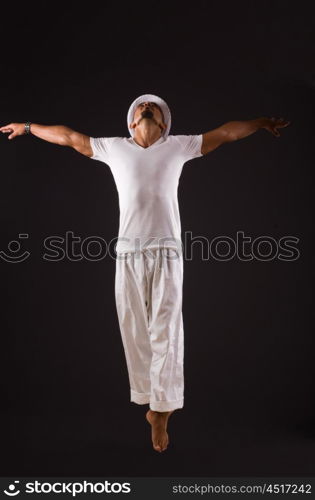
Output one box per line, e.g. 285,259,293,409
0,0,314,476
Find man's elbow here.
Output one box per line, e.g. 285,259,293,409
222,128,237,142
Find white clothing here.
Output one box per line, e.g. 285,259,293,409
90,102,203,411
89,134,203,253
115,248,184,411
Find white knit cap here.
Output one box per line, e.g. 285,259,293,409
127,93,171,138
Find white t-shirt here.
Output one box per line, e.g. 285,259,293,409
89,134,203,253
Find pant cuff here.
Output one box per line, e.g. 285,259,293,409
130,389,151,405
150,399,184,411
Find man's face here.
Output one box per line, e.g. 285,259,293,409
130,101,166,134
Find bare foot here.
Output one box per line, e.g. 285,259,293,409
146,409,174,452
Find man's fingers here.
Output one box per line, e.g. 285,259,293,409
276,118,291,126
278,121,291,128
274,122,290,131
268,125,279,136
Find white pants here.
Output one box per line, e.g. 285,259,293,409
114,248,184,411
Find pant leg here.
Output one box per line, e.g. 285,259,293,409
145,248,184,412
115,252,152,404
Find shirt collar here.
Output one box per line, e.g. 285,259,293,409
129,135,166,149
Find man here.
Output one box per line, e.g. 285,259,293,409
0,95,290,452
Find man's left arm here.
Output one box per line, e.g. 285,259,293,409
201,117,291,155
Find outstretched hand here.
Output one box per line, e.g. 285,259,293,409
0,123,25,140
263,117,291,137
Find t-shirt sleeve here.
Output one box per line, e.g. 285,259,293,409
175,134,204,162
89,137,113,164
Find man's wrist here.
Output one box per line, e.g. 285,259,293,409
25,122,32,134
256,117,269,129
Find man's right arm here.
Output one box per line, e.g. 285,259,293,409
0,122,93,157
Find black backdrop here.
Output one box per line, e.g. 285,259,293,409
0,0,314,476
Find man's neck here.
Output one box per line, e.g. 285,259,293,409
133,126,163,148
